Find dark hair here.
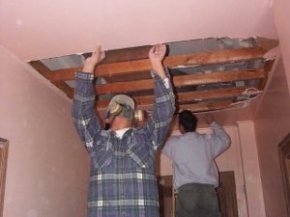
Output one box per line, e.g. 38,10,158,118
178,110,197,132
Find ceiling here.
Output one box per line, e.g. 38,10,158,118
0,0,277,61
0,0,279,124
29,37,278,117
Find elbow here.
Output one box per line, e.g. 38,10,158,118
162,92,176,118
225,135,231,149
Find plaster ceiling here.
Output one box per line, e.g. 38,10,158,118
0,0,280,125
0,0,277,61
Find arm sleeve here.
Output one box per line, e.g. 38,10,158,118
162,137,176,160
143,68,176,150
208,122,231,157
71,72,103,152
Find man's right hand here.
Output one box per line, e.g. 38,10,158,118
204,114,215,125
149,44,167,79
82,46,106,73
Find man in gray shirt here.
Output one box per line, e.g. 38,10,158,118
162,110,230,217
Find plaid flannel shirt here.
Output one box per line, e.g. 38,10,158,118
72,70,175,217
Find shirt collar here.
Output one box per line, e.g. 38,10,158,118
115,128,131,139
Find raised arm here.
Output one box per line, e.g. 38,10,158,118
82,46,106,73
144,44,176,150
149,44,168,80
204,114,231,157
71,47,106,151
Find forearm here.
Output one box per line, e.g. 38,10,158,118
72,72,101,149
151,61,167,80
152,68,175,118
146,68,175,149
210,122,231,155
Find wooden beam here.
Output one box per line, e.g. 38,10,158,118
96,98,233,113
96,87,256,109
256,37,279,51
100,45,151,63
176,87,254,102
173,69,265,88
258,60,274,90
94,69,265,95
51,81,74,98
178,100,233,113
29,61,52,78
47,47,266,81
29,61,74,98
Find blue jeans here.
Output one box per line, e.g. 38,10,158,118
176,183,221,217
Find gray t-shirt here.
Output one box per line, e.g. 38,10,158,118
162,122,230,190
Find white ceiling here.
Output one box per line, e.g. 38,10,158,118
0,0,277,61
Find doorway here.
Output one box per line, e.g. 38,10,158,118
158,171,238,217
217,171,239,217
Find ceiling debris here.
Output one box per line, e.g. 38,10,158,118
29,37,278,114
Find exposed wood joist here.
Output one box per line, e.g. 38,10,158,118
30,61,74,98
30,61,52,78
178,99,233,113
96,87,259,110
28,37,278,115
46,47,266,81
258,60,274,90
94,69,265,95
96,99,234,113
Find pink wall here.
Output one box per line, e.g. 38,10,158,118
274,0,290,87
237,121,266,217
255,58,290,217
253,1,290,216
0,46,89,217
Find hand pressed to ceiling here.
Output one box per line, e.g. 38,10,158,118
149,44,167,79
82,46,106,73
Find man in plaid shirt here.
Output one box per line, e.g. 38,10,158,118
72,44,175,217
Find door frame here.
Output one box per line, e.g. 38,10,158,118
0,138,8,217
278,133,290,217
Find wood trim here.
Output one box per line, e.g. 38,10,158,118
279,133,290,217
94,69,265,95
47,47,266,81
0,138,8,217
217,171,239,217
